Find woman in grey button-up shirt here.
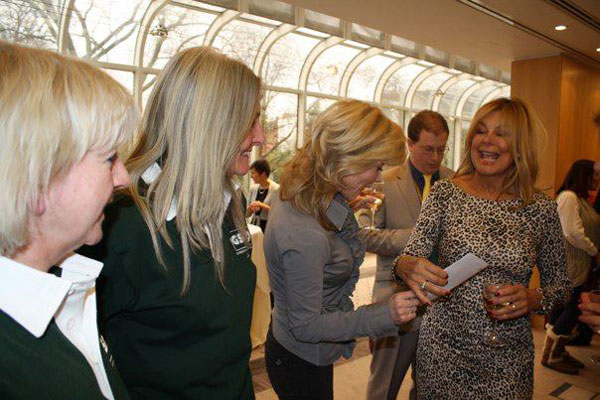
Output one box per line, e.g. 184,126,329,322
264,100,420,400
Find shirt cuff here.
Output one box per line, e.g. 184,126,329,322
364,300,398,338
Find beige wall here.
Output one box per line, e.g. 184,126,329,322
556,57,600,188
512,56,600,328
512,55,600,195
511,56,562,195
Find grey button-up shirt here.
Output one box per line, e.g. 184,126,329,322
264,193,398,366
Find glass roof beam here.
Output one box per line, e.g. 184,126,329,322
339,47,383,98
298,35,343,92
57,0,74,53
481,85,507,105
374,58,416,105
252,23,296,76
203,9,240,47
455,81,495,117
404,65,444,110
133,0,169,105
431,73,472,111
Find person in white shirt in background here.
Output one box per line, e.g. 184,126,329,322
542,159,600,375
0,42,138,399
246,159,280,232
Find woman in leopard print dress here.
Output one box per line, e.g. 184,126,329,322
394,98,570,399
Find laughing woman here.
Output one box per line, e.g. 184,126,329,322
0,43,137,399
394,98,570,400
80,47,264,399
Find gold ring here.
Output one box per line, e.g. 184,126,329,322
420,281,428,291
510,303,516,310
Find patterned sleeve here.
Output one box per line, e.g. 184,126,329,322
402,181,447,259
537,197,571,313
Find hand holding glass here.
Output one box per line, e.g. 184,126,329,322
362,182,385,229
482,282,511,347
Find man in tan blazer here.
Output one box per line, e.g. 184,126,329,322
360,110,453,400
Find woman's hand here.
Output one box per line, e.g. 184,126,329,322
248,201,268,212
348,195,375,212
387,291,420,325
578,292,600,334
394,255,450,305
486,283,541,321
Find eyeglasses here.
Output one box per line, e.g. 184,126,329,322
415,145,448,156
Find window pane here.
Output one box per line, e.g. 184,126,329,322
307,44,360,95
412,72,451,111
381,107,404,127
381,63,426,107
391,36,417,57
304,9,342,36
66,0,150,64
484,85,510,104
213,19,274,68
144,5,217,69
438,79,476,116
351,23,383,47
347,55,395,101
442,117,455,169
249,0,293,24
306,96,336,135
424,46,448,66
462,85,500,119
104,69,134,93
263,33,320,88
261,91,298,181
0,0,61,50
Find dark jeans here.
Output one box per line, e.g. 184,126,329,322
549,285,584,336
265,328,333,400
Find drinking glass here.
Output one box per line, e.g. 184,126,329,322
362,182,385,229
482,282,511,347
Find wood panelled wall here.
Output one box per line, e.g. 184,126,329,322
512,55,600,195
511,56,600,329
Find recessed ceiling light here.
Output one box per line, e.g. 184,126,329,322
554,25,567,31
596,48,600,52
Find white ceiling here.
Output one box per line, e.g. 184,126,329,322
278,0,600,73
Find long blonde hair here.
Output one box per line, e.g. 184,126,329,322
455,97,544,205
0,42,138,257
280,100,405,229
126,47,261,294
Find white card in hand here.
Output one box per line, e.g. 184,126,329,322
427,253,487,300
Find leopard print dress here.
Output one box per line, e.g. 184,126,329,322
404,180,570,400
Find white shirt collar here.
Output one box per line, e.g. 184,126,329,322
141,162,238,222
0,253,103,338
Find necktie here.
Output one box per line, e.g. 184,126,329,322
422,175,432,203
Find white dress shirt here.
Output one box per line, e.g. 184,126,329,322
0,253,115,400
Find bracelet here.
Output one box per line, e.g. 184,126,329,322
390,254,403,283
534,287,548,315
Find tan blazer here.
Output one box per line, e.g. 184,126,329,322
359,161,453,330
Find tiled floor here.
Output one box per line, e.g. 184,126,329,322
253,253,600,399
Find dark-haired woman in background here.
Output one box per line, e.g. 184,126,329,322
541,159,600,374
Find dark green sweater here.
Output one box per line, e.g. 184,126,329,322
80,198,256,400
0,312,130,399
